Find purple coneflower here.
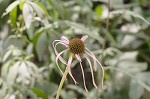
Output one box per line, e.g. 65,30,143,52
53,35,104,92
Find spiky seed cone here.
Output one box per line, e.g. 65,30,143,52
68,38,85,54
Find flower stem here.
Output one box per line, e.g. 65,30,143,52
56,67,68,99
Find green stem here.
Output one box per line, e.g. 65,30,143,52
56,67,68,99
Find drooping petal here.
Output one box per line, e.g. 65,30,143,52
56,49,69,74
75,54,82,62
67,55,78,84
85,51,104,89
53,40,61,42
86,48,96,71
84,54,97,88
81,35,88,42
53,41,67,65
79,62,88,92
61,36,69,44
55,41,68,49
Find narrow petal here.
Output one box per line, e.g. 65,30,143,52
85,51,104,89
56,49,69,74
61,36,69,42
55,41,68,47
81,35,88,42
86,48,96,71
75,54,82,62
84,54,97,88
67,56,78,84
53,41,67,65
53,40,61,42
56,57,64,75
61,36,69,44
79,62,88,92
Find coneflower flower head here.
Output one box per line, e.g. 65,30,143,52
53,35,104,92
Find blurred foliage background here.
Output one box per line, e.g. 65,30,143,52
0,0,150,99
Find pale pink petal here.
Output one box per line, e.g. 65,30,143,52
61,41,69,45
84,54,97,88
61,36,69,44
61,36,69,42
53,41,67,65
67,56,78,84
75,54,82,62
79,62,88,92
53,40,68,49
86,48,97,71
55,41,68,48
56,49,69,74
56,57,64,75
81,35,88,42
53,40,61,42
53,39,68,48
85,51,104,89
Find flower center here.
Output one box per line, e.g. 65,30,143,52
68,38,85,54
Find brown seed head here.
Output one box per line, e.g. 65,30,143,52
68,38,85,54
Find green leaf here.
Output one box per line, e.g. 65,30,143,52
67,85,88,97
61,90,76,99
33,32,48,61
32,87,48,99
47,0,59,18
19,1,24,10
10,5,17,27
48,0,67,19
33,32,43,48
110,10,150,25
95,5,103,17
65,21,103,43
35,1,49,16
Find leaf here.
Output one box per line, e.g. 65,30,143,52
2,50,12,62
67,85,88,97
47,0,59,18
32,87,48,99
61,90,76,99
95,5,103,17
10,5,17,27
17,62,30,85
65,21,103,43
23,3,34,28
121,35,136,47
110,10,150,25
134,72,150,93
19,1,24,10
25,61,39,75
2,0,20,17
33,32,48,61
129,80,144,99
26,25,35,40
35,1,49,16
48,0,67,19
86,89,97,99
3,35,26,49
106,31,118,46
7,61,21,86
1,60,12,78
29,2,49,25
